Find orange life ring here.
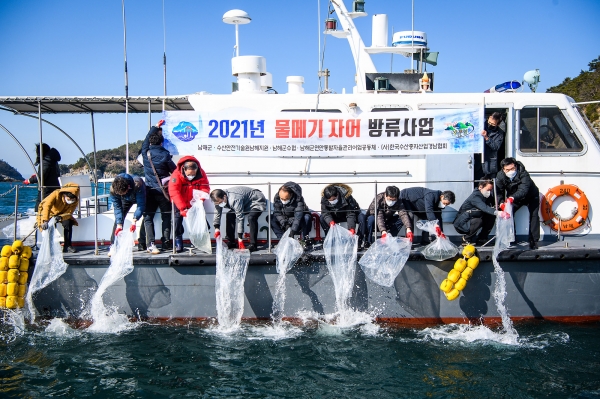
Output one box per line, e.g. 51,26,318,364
540,184,589,232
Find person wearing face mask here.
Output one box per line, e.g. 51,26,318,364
399,187,455,244
453,180,502,246
108,174,147,256
141,119,177,254
320,184,365,247
271,182,312,244
210,186,267,252
474,112,505,183
365,185,414,248
169,156,210,253
36,183,80,253
495,157,540,249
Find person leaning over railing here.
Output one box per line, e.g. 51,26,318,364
168,156,210,253
399,187,455,245
108,173,146,257
365,185,414,248
36,182,80,253
271,182,313,248
320,183,366,249
24,143,62,211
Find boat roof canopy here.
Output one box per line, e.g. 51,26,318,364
0,96,194,114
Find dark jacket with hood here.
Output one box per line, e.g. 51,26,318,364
30,145,61,198
400,187,442,221
495,161,539,204
273,181,310,234
482,121,505,175
109,173,146,224
453,189,496,233
320,184,361,230
141,126,176,191
169,156,210,212
366,192,413,232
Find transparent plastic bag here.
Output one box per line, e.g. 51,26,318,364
215,236,250,330
273,228,304,274
494,202,515,252
183,190,211,254
359,235,411,287
27,217,69,322
323,224,358,312
416,220,459,261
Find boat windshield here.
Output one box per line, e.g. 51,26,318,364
574,105,600,146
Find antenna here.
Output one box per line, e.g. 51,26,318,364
162,0,167,112
223,9,251,57
122,0,130,174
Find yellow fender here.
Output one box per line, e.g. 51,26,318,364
6,295,18,309
7,269,19,283
0,270,7,283
453,258,467,272
462,244,476,259
445,288,460,301
1,245,12,257
0,257,8,271
18,284,27,297
440,279,454,293
18,272,28,285
467,256,480,270
0,283,6,297
454,278,468,291
21,246,32,259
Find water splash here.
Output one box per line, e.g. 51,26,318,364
271,230,304,324
215,236,250,332
0,310,26,342
44,318,76,336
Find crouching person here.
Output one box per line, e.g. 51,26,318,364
37,183,80,253
453,180,499,246
109,173,146,256
210,186,267,252
365,185,414,247
320,184,365,247
271,182,312,244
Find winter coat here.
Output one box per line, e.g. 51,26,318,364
36,183,80,228
453,189,496,234
141,126,176,191
320,184,361,230
399,187,442,222
366,192,413,232
109,173,146,224
30,147,62,198
168,156,210,212
214,186,267,235
273,181,310,234
495,161,539,204
482,121,505,175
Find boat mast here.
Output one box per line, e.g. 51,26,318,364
162,0,167,112
122,0,130,174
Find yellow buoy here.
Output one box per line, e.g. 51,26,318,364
454,278,468,291
18,272,28,285
0,283,6,296
445,288,460,301
448,269,462,283
440,279,454,293
7,269,19,283
18,284,27,297
8,255,19,269
0,270,7,283
462,244,476,259
19,258,29,272
1,245,12,257
7,282,18,296
467,256,480,270
17,296,24,308
0,257,8,271
461,267,474,281
6,295,18,309
453,258,467,272
21,246,32,259
11,240,23,255
0,296,5,308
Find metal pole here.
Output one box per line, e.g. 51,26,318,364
38,101,43,202
235,24,240,57
374,181,378,240
122,0,130,174
172,201,176,255
13,185,19,242
0,123,39,182
267,182,272,253
91,112,99,255
148,99,152,129
493,178,499,210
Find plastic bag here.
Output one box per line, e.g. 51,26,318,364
323,224,358,312
494,202,515,252
416,220,459,261
273,228,304,274
27,217,69,322
359,235,411,287
184,190,211,254
215,236,250,331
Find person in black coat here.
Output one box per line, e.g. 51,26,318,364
141,119,177,253
495,157,540,249
320,183,366,245
24,143,62,211
400,187,455,244
365,185,414,246
453,180,499,246
271,182,312,241
475,112,505,182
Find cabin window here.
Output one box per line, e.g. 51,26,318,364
519,107,583,153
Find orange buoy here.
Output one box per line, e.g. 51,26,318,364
540,184,589,232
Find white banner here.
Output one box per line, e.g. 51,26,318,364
163,108,484,157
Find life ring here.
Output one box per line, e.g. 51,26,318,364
540,184,589,232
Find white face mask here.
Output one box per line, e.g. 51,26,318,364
329,198,339,205
482,190,491,198
65,197,76,204
186,174,195,181
385,199,396,206
218,202,226,208
505,170,517,179
281,199,290,205
438,201,446,209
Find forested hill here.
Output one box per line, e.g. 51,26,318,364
0,159,24,182
66,140,144,178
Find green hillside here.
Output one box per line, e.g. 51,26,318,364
0,159,24,182
67,140,144,177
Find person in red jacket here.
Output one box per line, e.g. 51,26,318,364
169,156,210,252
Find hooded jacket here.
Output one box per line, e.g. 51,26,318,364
141,126,176,191
399,187,442,222
273,181,310,234
213,186,267,235
37,183,80,228
30,146,62,198
495,161,539,204
168,156,210,212
320,184,361,230
453,189,497,234
482,121,505,175
109,173,146,224
366,192,413,232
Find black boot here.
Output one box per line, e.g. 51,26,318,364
161,238,172,251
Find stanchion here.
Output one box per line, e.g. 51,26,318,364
267,182,272,253
373,180,377,241
13,185,19,242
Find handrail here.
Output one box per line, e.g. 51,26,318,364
529,171,600,176
205,171,411,176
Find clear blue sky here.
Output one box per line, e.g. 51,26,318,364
1,0,598,177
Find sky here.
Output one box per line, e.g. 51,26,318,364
0,0,599,177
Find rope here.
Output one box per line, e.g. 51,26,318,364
0,186,16,198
